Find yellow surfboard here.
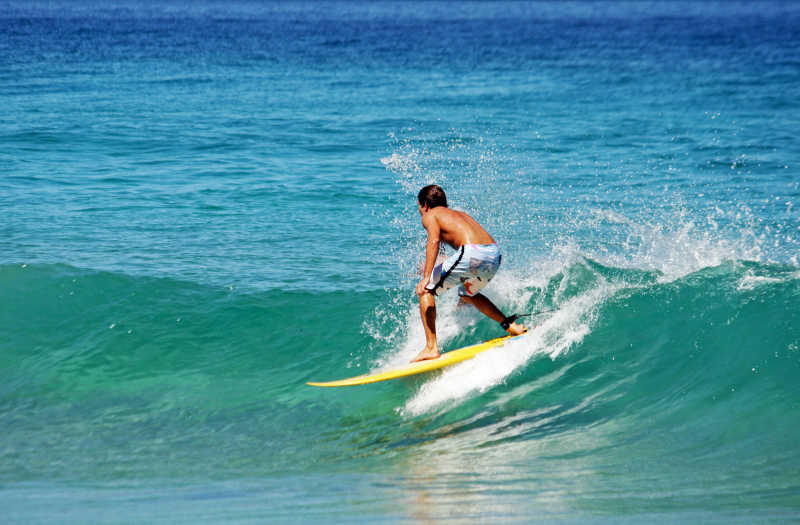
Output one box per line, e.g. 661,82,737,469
307,333,525,387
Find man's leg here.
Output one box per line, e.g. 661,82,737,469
461,293,526,335
411,291,441,362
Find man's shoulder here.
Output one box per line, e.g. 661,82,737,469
427,206,455,224
431,206,459,217
434,206,470,222
431,207,471,232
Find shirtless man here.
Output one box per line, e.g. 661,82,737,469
412,184,526,362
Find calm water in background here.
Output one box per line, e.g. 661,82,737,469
2,1,800,523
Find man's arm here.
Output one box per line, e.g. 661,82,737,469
416,212,441,296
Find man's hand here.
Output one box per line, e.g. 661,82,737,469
416,278,430,297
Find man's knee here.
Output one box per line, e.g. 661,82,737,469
419,291,436,307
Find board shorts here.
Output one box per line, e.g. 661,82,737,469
425,243,501,297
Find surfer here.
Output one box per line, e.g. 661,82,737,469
412,184,526,362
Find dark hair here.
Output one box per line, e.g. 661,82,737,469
417,185,448,208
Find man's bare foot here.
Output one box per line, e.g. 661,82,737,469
506,322,527,336
411,345,440,363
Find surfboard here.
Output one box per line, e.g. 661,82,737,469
307,333,525,387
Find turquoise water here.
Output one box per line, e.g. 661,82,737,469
2,1,800,522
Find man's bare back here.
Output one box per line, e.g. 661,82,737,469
424,207,495,249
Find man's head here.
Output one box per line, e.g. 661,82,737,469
417,184,448,210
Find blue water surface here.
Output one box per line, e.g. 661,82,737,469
2,1,799,523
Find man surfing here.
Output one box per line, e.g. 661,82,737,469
412,184,526,363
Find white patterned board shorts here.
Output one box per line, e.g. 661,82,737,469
425,243,502,297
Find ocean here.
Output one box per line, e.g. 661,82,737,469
2,1,799,522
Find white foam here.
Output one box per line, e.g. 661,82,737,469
578,207,770,283
736,268,795,291
401,282,616,417
380,152,421,192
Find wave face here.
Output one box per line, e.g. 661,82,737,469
2,261,799,518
